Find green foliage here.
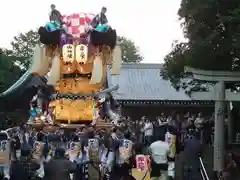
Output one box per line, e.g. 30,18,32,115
161,42,188,83
10,30,39,67
0,49,28,127
118,36,143,63
161,0,240,85
0,49,23,92
9,30,142,65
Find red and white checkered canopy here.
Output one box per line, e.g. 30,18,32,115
62,12,95,37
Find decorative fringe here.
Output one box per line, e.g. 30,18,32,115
90,55,103,84
111,45,122,75
92,102,102,125
47,55,61,85
29,45,43,74
38,47,50,76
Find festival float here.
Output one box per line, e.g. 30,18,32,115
27,12,122,129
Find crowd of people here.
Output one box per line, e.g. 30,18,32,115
0,111,220,180
0,108,239,180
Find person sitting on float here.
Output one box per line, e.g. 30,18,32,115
35,110,54,125
29,103,38,122
91,7,110,32
45,107,55,125
46,4,67,33
45,21,60,32
29,101,42,122
49,4,63,25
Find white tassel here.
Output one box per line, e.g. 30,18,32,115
47,55,61,85
29,45,43,74
90,55,103,84
111,46,122,75
38,47,50,76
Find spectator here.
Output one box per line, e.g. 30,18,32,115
142,118,153,147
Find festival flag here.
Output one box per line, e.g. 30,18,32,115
135,154,147,172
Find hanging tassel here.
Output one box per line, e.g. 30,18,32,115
38,47,50,76
91,104,98,125
111,45,122,75
90,54,103,84
29,45,43,75
47,54,61,85
102,45,111,65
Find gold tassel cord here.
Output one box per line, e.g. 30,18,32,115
90,54,103,84
111,45,122,75
47,55,61,86
29,45,43,74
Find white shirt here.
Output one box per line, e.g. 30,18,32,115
149,140,170,164
143,122,153,136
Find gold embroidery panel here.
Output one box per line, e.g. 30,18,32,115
53,99,95,121
56,78,103,94
60,60,77,74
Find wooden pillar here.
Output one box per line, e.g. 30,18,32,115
214,81,225,171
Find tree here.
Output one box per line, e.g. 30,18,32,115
118,36,143,63
161,0,240,85
0,49,23,92
10,30,39,67
0,50,27,128
10,30,142,66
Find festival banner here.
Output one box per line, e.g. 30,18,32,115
68,142,81,162
0,140,9,165
119,139,132,163
88,138,99,161
135,154,147,172
32,141,44,163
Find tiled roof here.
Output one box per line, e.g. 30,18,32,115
107,63,192,101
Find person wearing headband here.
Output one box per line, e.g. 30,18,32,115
50,4,63,24
91,7,110,32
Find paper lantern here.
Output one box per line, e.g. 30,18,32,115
62,44,75,63
76,44,88,64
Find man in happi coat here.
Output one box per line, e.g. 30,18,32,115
49,4,63,25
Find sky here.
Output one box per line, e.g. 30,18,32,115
0,0,184,63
